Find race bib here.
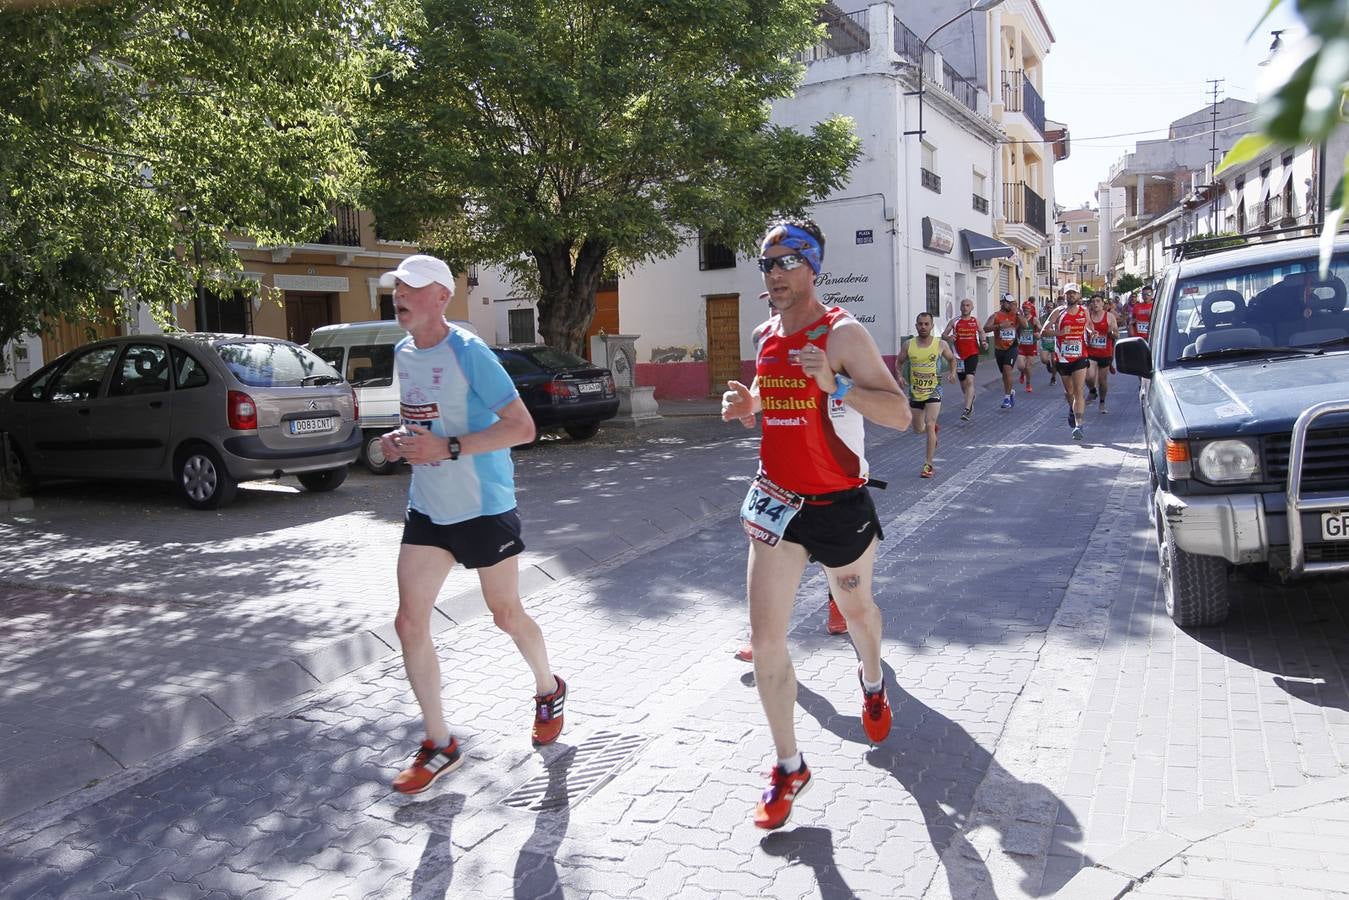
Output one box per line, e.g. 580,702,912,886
999,327,1015,342
913,371,938,390
1059,339,1083,360
1089,333,1108,348
1018,328,1036,345
1136,321,1150,335
955,356,965,374
740,474,803,546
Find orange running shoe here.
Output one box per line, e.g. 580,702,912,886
826,594,848,635
859,664,892,743
392,738,463,794
735,643,754,662
532,676,567,747
754,760,812,829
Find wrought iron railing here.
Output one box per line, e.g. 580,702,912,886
894,18,979,116
921,168,942,193
318,204,362,246
1002,69,1046,135
1003,181,1046,235
973,194,989,213
798,8,870,62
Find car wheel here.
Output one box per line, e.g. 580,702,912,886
361,431,398,475
563,421,600,441
2,440,36,494
177,445,237,510
1158,507,1230,627
298,466,348,492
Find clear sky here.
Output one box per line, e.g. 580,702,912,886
1038,0,1303,210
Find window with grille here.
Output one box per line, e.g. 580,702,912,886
698,233,736,270
508,308,535,344
925,274,941,319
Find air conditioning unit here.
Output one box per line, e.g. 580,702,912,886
972,258,991,269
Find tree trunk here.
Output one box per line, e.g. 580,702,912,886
533,236,609,357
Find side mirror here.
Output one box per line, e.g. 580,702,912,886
1115,336,1153,379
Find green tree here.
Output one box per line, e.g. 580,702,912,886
0,0,410,353
364,0,861,354
1111,273,1145,295
1220,0,1349,270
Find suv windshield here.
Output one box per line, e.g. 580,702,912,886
216,341,340,387
1162,250,1349,366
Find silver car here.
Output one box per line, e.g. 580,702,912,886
0,333,360,509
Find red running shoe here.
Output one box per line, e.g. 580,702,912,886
735,643,754,662
754,759,812,829
859,664,892,743
392,738,463,794
532,676,567,747
826,594,848,635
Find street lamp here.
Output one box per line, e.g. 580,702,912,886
903,0,1006,139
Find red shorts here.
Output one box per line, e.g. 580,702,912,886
1017,344,1038,357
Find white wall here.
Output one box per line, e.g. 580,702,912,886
466,263,540,345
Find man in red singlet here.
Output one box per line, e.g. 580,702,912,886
722,218,911,830
1130,284,1155,340
941,297,986,420
1042,282,1090,440
1085,294,1118,415
983,293,1026,409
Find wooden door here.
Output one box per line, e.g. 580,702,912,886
705,294,741,397
285,293,334,344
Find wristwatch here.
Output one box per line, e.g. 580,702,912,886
830,374,854,402
446,436,461,460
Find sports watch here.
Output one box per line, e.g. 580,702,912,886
446,436,461,460
830,374,854,402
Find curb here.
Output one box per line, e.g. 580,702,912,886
1055,774,1349,898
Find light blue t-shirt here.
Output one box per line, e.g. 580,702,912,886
396,324,520,525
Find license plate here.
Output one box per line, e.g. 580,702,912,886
290,416,337,435
577,381,602,394
1322,510,1349,541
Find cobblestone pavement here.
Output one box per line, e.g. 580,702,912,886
2,373,1347,899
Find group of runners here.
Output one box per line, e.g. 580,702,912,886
373,223,1152,835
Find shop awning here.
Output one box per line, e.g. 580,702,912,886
961,229,1015,261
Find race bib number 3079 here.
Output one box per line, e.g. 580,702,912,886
740,475,804,546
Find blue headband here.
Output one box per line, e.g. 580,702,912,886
760,224,822,274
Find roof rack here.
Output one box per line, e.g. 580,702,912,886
1164,223,1347,262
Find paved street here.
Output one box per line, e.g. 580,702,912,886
2,375,1348,899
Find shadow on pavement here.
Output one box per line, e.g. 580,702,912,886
397,792,465,900
760,825,858,900
513,745,576,900
796,667,1083,898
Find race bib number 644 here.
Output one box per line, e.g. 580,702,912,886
740,475,804,546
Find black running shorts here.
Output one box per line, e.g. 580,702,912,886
994,347,1018,370
402,508,525,569
781,488,883,569
1055,358,1091,376
957,354,979,381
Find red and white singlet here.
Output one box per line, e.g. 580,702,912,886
1087,311,1113,359
1131,301,1154,339
952,316,982,359
1056,305,1089,363
754,307,867,496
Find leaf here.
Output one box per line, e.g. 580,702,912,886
1217,132,1277,174
1318,157,1349,278
1247,0,1286,41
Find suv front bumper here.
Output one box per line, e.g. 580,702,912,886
1157,488,1346,568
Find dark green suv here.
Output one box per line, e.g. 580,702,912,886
1116,233,1349,627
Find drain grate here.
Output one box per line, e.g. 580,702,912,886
501,730,648,812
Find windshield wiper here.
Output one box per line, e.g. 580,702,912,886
1311,334,1349,351
1183,345,1320,362
301,374,342,385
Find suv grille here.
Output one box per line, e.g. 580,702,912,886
1263,426,1349,489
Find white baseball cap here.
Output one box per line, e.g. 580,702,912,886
380,254,455,294
1000,292,1015,302
1063,282,1080,294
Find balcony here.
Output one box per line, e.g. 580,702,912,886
973,194,989,214
1003,182,1041,242
921,168,942,193
317,204,362,247
798,7,870,62
895,18,980,117
1001,69,1046,137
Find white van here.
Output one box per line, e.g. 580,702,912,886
308,320,477,474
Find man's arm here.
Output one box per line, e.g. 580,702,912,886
721,377,760,429
982,313,997,333
384,397,535,464
805,322,911,431
940,339,957,383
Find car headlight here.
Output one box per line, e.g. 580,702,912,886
1194,439,1261,483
